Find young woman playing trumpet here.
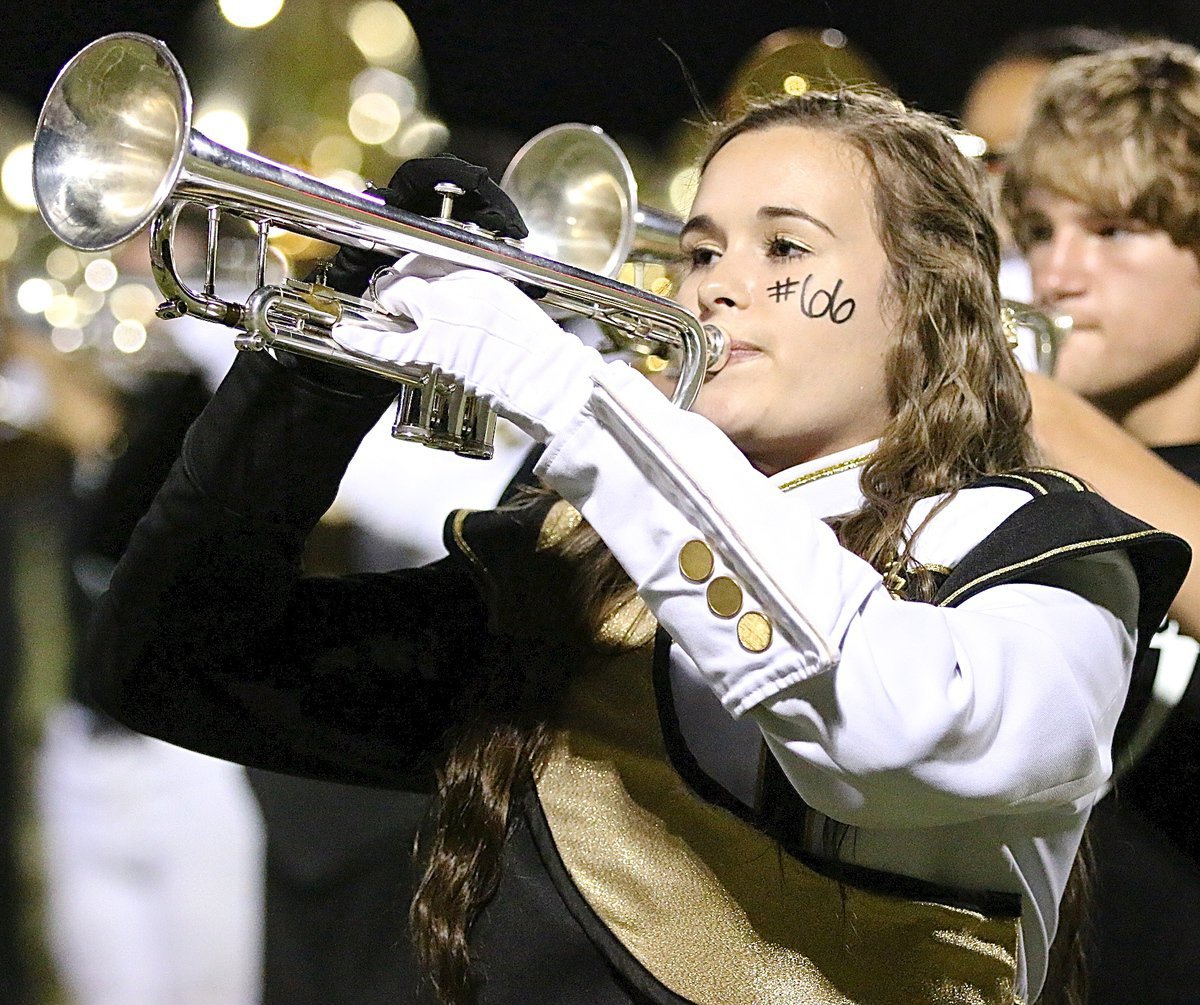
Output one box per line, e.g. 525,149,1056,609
87,89,1186,1005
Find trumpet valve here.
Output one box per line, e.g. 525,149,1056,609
390,364,495,460
434,182,467,222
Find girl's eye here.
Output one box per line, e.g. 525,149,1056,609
686,245,720,269
766,236,811,259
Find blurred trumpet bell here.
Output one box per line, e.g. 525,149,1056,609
501,123,681,279
719,28,890,119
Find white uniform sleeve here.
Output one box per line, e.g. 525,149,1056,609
536,363,1136,827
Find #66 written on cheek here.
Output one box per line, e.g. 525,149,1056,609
769,274,856,324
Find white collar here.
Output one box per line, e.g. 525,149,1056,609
768,440,877,520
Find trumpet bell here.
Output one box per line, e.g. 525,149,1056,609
502,122,681,279
34,32,191,252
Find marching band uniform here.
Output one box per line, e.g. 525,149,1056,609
85,332,1186,1004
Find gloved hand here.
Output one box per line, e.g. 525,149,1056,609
318,154,527,297
332,258,610,442
288,155,527,396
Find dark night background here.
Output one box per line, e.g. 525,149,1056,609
3,0,1199,146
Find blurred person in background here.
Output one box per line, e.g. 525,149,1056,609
28,228,266,1005
1003,38,1200,1002
1,311,123,1002
959,24,1129,300
962,25,1130,180
0,392,26,1005
0,465,26,1005
1,313,122,1005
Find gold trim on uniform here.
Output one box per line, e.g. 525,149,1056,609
995,473,1049,496
1026,466,1089,492
938,529,1163,607
707,576,744,618
777,453,874,493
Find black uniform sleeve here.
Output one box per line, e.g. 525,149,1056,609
85,349,492,791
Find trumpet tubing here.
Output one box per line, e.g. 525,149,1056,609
1002,300,1071,376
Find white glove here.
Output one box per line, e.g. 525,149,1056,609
331,256,610,442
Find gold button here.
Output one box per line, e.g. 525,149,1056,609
679,540,714,582
737,612,772,652
706,576,743,618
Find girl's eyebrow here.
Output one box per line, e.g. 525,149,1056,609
680,214,719,242
680,208,837,241
760,205,836,238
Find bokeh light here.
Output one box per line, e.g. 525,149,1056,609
783,75,809,96
347,92,402,145
112,319,148,354
310,134,363,175
383,118,449,159
218,0,285,29
0,219,22,262
196,108,251,151
17,277,53,314
50,327,85,353
108,284,160,325
45,246,80,280
44,293,80,328
1,142,35,211
346,1,417,65
83,258,118,293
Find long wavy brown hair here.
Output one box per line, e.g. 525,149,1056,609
409,89,1039,1004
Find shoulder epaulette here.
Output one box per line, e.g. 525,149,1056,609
932,468,1187,628
931,468,1190,762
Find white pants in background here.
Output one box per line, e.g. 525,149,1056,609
36,703,265,1005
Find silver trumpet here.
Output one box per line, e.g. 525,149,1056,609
32,33,727,459
1002,300,1073,375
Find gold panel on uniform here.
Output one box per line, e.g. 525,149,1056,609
706,576,743,618
537,653,1021,1005
737,612,772,652
537,498,584,551
679,539,715,582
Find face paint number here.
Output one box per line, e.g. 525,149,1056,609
767,277,800,301
768,275,856,323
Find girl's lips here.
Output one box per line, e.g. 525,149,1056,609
726,340,763,362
